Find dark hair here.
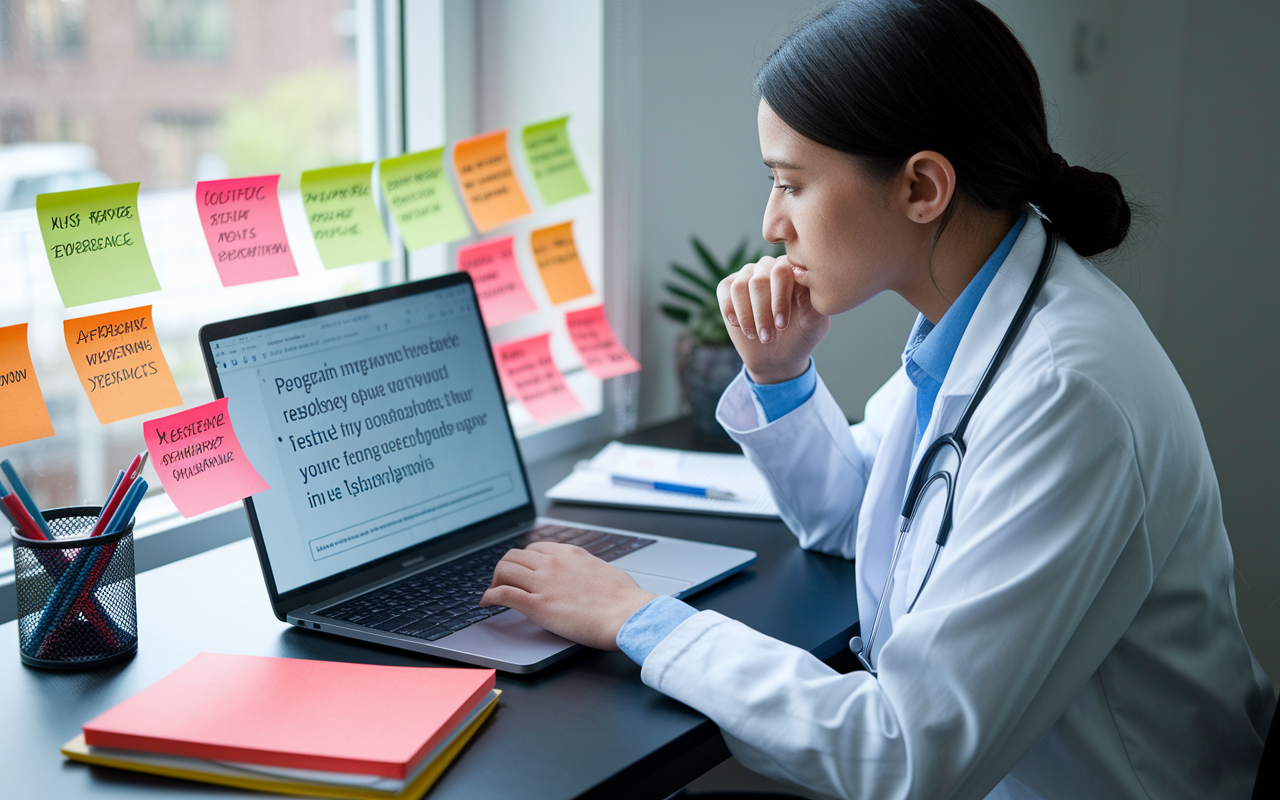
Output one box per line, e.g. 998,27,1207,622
756,0,1130,257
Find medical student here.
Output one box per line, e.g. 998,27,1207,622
481,0,1275,797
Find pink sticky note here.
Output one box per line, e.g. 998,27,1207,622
143,398,270,518
565,305,641,380
196,175,298,287
457,236,537,328
494,333,584,424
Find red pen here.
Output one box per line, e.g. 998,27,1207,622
4,494,47,541
89,452,145,539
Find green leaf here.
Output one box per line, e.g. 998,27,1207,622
725,239,749,276
664,282,709,308
691,237,723,280
660,303,692,323
670,263,718,296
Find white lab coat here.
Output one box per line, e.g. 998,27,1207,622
642,216,1275,799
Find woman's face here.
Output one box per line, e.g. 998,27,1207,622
758,100,919,316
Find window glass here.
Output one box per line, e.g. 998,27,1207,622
0,0,375,511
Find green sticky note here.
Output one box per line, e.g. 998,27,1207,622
379,148,472,251
522,116,590,205
300,163,393,269
36,183,161,308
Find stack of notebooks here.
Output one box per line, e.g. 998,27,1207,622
62,652,499,799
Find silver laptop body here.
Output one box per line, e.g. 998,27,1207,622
200,273,755,673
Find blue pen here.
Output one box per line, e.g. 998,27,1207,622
1,459,51,538
610,474,737,500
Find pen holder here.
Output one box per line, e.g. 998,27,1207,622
11,506,138,671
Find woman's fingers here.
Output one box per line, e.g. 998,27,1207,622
770,256,795,331
729,260,761,339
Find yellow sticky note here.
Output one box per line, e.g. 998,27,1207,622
36,183,161,308
530,221,593,305
300,163,393,269
452,130,532,232
0,324,55,448
63,306,183,424
380,148,472,250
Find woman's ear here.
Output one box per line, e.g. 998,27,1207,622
897,151,956,225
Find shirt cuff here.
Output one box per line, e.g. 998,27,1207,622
616,594,698,666
745,358,817,422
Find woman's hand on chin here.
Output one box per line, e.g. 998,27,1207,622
718,254,831,385
480,542,657,651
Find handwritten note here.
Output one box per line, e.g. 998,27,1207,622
494,333,583,425
196,175,297,286
379,148,472,250
530,221,593,304
0,324,54,448
300,163,392,269
565,305,641,380
143,398,270,518
457,236,537,328
452,130,532,232
522,116,590,205
63,305,183,424
36,182,161,307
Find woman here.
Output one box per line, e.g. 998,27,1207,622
481,1,1275,796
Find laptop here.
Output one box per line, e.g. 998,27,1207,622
199,272,756,673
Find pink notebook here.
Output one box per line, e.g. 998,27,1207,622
82,653,496,778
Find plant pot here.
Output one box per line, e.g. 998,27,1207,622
676,335,743,439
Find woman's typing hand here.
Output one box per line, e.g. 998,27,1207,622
717,255,831,384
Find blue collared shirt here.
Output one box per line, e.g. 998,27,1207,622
615,215,1027,665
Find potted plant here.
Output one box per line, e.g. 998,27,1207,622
661,237,781,438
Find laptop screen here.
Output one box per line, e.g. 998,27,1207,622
203,277,530,595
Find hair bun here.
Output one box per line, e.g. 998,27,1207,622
1035,152,1131,257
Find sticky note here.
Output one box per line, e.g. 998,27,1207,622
196,175,298,286
143,397,270,518
530,221,593,305
565,305,641,380
36,182,161,308
300,163,393,269
494,333,584,425
379,148,472,250
0,324,55,448
452,130,532,232
63,305,183,424
522,116,590,205
457,236,538,328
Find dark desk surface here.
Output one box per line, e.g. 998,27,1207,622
0,419,859,799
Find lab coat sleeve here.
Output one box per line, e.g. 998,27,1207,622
716,368,907,558
650,366,1148,800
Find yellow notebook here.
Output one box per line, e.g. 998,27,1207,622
62,690,500,800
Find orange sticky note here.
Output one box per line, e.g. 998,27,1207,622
458,236,538,328
452,130,532,232
143,398,270,518
63,306,183,424
565,305,640,380
494,333,583,425
0,324,55,447
530,221,593,305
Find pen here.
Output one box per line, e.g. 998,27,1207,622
2,459,51,538
610,474,737,500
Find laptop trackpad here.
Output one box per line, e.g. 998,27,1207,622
625,570,692,597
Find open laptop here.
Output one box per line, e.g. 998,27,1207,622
199,272,756,673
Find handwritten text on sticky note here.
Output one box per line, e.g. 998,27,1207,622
530,221,593,305
0,324,55,448
63,306,183,424
300,163,393,269
36,182,161,307
452,130,532,232
143,398,270,518
457,236,537,328
196,175,297,286
380,148,471,250
494,333,583,425
565,305,641,380
522,116,590,205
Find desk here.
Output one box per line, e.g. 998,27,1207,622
0,419,860,799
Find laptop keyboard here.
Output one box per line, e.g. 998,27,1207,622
315,525,656,642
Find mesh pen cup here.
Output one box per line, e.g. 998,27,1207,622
11,506,138,670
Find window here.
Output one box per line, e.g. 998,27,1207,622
137,0,230,60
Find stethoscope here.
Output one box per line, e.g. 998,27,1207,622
850,228,1059,676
